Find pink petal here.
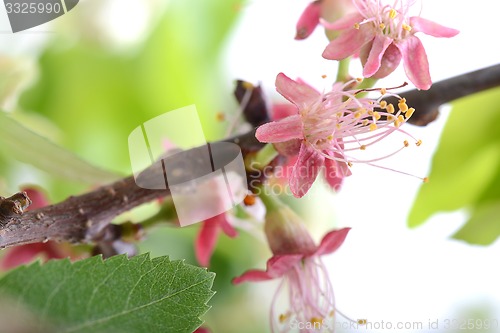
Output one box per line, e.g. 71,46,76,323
273,139,301,157
275,73,320,109
295,1,321,40
322,26,373,60
371,43,402,78
289,144,324,198
195,217,221,267
321,12,363,30
0,242,64,270
324,159,344,191
315,228,351,256
410,17,459,38
218,214,238,238
271,103,298,120
362,35,393,77
396,36,432,90
232,254,303,284
255,115,303,143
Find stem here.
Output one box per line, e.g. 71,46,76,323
251,143,278,169
336,58,351,82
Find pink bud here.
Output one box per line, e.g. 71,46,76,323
295,1,321,40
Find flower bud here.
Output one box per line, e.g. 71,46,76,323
260,195,316,255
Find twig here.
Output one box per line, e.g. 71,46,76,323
1,65,500,249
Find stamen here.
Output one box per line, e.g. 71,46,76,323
402,23,412,31
354,22,360,29
405,107,415,119
360,145,366,150
416,139,422,146
379,100,387,109
386,103,395,114
389,8,397,19
379,23,386,29
369,123,377,131
398,98,408,112
403,140,409,147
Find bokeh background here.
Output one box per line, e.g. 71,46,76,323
1,0,500,332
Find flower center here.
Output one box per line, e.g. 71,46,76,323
353,0,413,40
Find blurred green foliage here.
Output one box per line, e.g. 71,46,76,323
408,87,500,245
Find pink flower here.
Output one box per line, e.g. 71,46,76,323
322,0,459,90
256,72,417,198
233,197,351,332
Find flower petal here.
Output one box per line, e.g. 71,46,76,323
362,35,393,77
195,216,222,267
255,115,303,143
271,103,298,120
315,228,351,256
232,254,303,284
0,242,64,270
322,26,373,60
324,158,346,191
295,1,321,40
371,43,402,78
289,144,324,198
218,214,238,238
410,17,459,38
321,12,363,30
396,36,432,90
275,73,320,109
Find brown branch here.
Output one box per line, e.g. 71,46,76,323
1,65,500,249
398,64,500,126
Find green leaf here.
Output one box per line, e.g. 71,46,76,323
408,87,500,229
0,111,120,184
452,201,500,245
0,254,215,333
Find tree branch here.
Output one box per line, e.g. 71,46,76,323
1,65,500,249
399,64,500,126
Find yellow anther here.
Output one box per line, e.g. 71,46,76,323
389,8,397,19
379,23,386,29
386,103,395,114
279,313,289,323
327,135,333,140
348,161,353,167
354,112,362,118
362,119,369,126
354,23,360,29
369,123,377,131
397,115,405,122
379,100,387,109
423,177,429,183
403,23,412,32
394,120,401,127
356,77,363,82
380,87,387,95
310,317,323,326
360,145,366,150
387,115,395,121
241,81,254,90
336,124,342,129
358,319,367,325
416,139,422,146
373,112,381,121
321,74,327,79
403,140,409,147
405,107,415,119
398,100,408,113
367,110,374,116
336,112,343,118
216,112,225,122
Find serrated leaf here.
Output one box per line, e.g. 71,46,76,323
408,87,500,228
0,111,120,184
0,254,215,333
